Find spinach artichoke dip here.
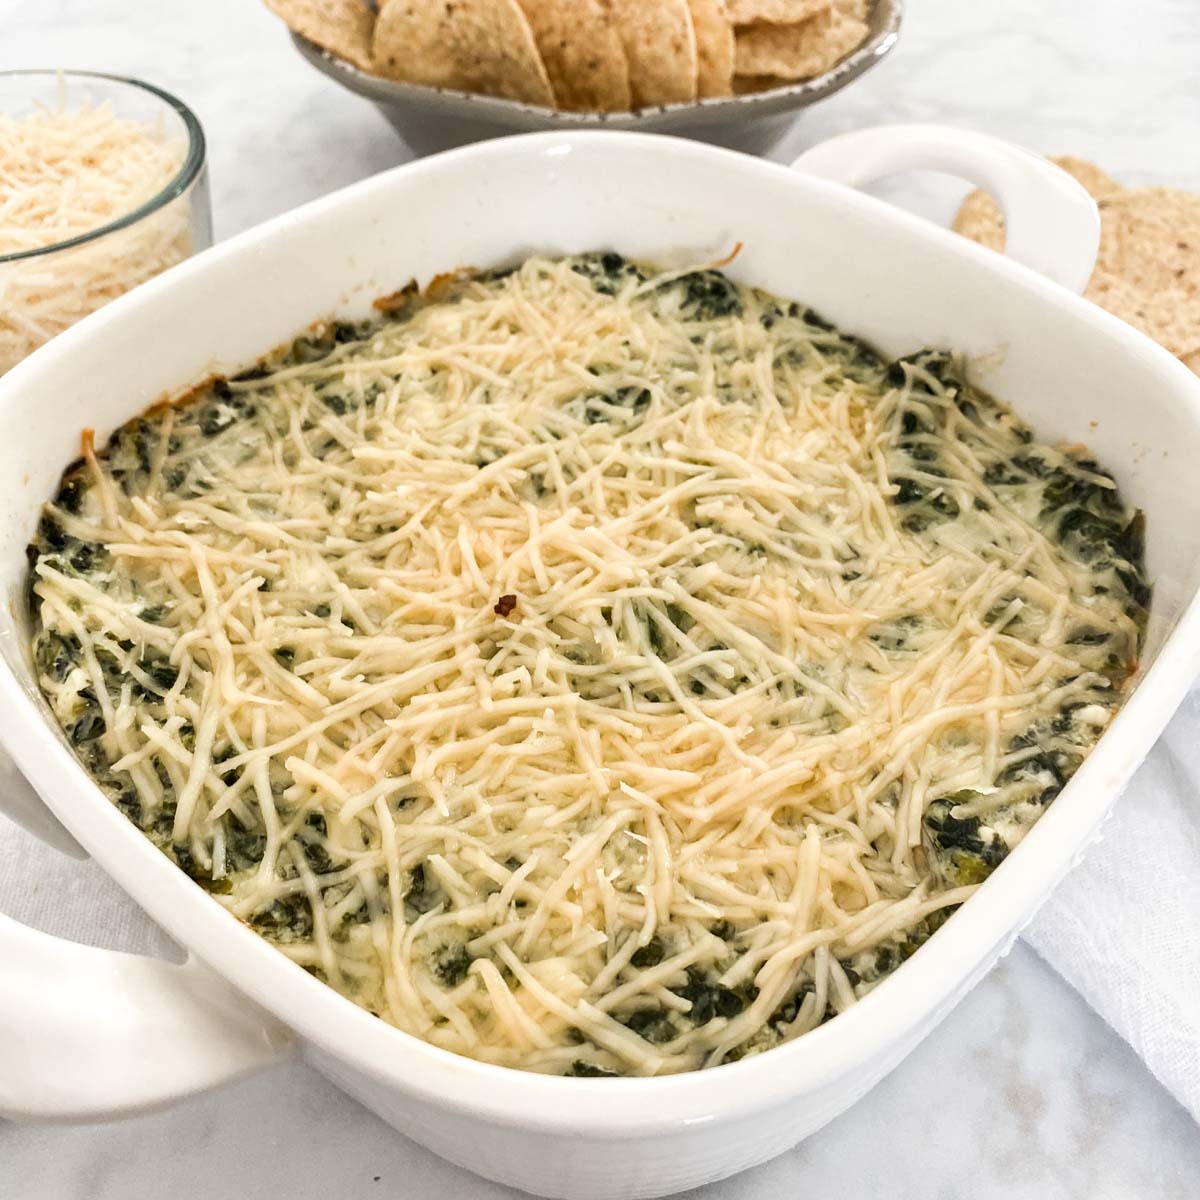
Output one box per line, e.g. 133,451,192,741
27,253,1148,1077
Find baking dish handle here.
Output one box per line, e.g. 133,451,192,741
0,758,288,1119
0,747,86,858
0,910,290,1120
789,123,1100,295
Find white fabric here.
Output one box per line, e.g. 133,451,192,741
1025,685,1200,1124
0,692,1197,1123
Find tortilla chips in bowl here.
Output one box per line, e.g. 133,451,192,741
265,0,901,156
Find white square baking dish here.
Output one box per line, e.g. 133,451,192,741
1,126,1198,1199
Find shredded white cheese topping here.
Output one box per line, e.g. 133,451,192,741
0,97,189,374
30,255,1145,1076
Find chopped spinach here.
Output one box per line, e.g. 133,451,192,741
570,252,645,297
433,944,472,987
141,656,179,694
567,1060,618,1078
56,463,87,513
36,632,82,682
299,812,335,874
671,968,757,1025
621,1008,676,1044
250,894,314,942
405,862,442,917
630,936,665,968
924,792,1008,885
69,706,104,745
671,270,743,320
223,816,266,872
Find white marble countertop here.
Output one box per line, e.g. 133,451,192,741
3,1,1200,1196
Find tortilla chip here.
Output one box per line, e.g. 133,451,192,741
372,0,555,106
598,0,698,107
734,8,867,79
1088,188,1200,357
952,188,1006,253
955,162,1200,361
732,73,795,94
686,0,736,98
514,0,631,112
262,0,375,71
1050,156,1123,200
728,0,829,24
953,156,1122,253
833,0,871,20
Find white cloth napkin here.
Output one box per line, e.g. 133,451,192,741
1,692,1198,1123
1025,684,1200,1124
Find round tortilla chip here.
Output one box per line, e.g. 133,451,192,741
728,0,829,24
1088,188,1200,357
1050,156,1123,200
734,8,867,80
951,187,1006,252
372,0,555,107
955,163,1200,362
262,0,375,71
686,0,736,98
514,0,631,112
732,73,794,94
597,0,698,107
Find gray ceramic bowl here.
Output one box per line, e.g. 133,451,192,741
292,0,902,157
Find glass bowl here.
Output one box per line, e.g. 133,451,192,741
0,70,211,375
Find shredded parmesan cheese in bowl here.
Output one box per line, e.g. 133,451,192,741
0,70,209,375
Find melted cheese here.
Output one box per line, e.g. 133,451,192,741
28,254,1148,1076
0,94,189,373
